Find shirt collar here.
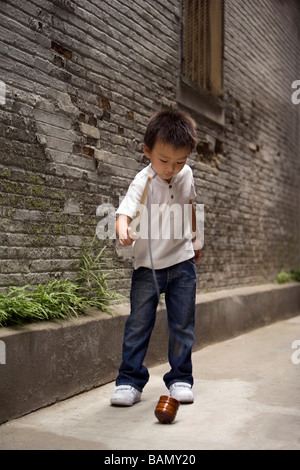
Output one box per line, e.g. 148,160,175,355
148,164,182,186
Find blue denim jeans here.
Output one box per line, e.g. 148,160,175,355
116,258,196,392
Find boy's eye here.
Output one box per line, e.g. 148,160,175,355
159,159,186,165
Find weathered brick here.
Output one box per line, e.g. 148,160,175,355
79,122,100,140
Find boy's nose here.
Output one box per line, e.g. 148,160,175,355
168,163,176,172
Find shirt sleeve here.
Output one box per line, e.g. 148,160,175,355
116,172,148,219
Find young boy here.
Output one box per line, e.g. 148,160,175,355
110,109,202,406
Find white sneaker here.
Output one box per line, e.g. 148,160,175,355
169,382,194,403
110,385,142,406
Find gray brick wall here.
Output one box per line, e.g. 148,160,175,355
220,0,300,287
0,0,299,295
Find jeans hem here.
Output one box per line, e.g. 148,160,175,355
166,379,193,389
115,381,143,393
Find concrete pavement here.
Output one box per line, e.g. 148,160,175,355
0,315,299,450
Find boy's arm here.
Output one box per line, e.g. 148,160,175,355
189,199,202,263
116,173,152,247
116,214,134,246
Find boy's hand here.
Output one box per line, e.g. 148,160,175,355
194,248,202,263
116,215,135,247
119,232,134,246
119,226,136,246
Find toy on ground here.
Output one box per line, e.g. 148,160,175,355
154,395,180,424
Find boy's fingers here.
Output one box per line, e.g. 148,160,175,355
119,237,133,247
128,227,137,240
194,249,202,263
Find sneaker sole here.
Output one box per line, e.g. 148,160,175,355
170,393,194,403
177,398,194,404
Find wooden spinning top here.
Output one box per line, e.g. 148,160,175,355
154,395,180,424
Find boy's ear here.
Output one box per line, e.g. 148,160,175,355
143,144,151,159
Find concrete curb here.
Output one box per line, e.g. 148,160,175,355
0,282,299,424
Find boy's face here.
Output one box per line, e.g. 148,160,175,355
143,140,190,182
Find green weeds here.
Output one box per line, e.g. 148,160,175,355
0,281,87,326
275,269,300,284
0,239,122,327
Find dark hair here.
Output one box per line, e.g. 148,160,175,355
143,109,197,151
